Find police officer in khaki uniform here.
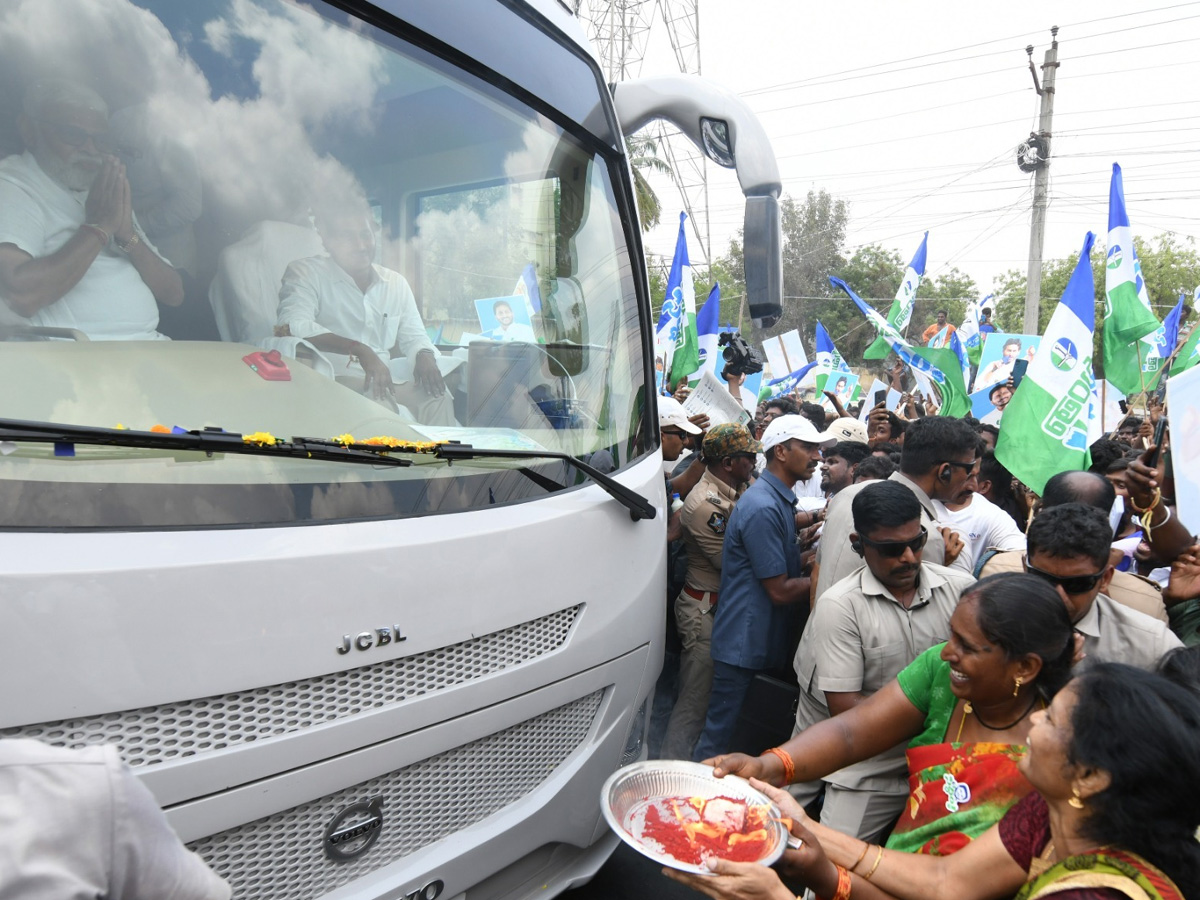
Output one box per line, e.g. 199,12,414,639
660,423,760,760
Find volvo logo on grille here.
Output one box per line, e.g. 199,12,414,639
323,797,384,861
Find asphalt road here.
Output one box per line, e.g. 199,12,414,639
561,841,700,900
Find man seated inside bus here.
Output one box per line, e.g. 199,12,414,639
275,197,457,425
0,80,183,339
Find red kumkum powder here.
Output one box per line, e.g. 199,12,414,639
638,796,771,865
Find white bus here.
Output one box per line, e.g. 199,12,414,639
0,1,781,898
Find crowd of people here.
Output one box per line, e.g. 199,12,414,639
653,369,1199,900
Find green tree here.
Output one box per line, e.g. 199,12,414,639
705,235,751,332
627,135,674,233
745,189,850,354
912,267,977,340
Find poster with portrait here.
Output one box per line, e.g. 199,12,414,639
1167,366,1200,534
815,370,860,412
970,380,1015,426
474,295,536,343
975,332,1041,389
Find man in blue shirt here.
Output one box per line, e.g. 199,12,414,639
693,414,834,761
978,307,997,335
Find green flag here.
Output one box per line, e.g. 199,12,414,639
996,233,1098,495
1103,164,1161,395
864,233,928,359
1171,324,1200,375
1105,330,1163,395
914,345,971,418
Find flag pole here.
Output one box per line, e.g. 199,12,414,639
1134,339,1150,414
1160,320,1198,374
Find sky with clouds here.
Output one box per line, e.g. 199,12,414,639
621,0,1200,299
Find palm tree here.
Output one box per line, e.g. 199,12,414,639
627,134,675,233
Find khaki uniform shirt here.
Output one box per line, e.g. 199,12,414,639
680,467,743,593
815,471,954,601
1076,592,1182,670
793,562,977,791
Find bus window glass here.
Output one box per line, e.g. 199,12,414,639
0,0,649,528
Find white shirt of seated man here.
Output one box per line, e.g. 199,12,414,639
276,206,457,424
0,81,183,339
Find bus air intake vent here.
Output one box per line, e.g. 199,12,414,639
2,605,581,766
187,689,603,900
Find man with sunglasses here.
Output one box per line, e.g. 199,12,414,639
976,470,1169,623
0,80,183,339
660,423,760,761
1024,503,1180,669
814,416,978,604
692,414,834,762
790,480,976,842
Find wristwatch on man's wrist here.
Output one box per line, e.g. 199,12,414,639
114,231,141,254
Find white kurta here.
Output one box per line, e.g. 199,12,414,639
0,152,168,340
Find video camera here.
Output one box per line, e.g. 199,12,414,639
718,331,764,378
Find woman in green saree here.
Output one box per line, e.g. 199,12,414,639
665,648,1200,900
704,573,1075,856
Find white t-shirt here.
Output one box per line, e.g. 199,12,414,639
0,152,168,340
485,322,537,342
933,491,1026,572
0,739,230,900
794,462,827,508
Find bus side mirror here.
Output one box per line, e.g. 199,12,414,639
743,194,781,327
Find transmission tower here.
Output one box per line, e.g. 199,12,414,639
573,0,712,266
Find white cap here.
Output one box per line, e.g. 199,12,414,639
826,418,869,445
761,414,835,452
659,395,702,434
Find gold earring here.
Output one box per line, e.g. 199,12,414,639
1013,677,1023,697
1069,788,1085,810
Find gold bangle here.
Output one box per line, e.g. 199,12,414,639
862,845,884,881
81,223,110,245
849,841,871,873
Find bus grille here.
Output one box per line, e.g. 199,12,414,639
187,689,603,900
2,606,581,766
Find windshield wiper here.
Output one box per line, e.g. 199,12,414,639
0,417,657,520
436,444,656,521
0,417,413,467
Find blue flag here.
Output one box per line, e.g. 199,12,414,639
654,212,698,391
514,262,542,315
694,283,721,383
815,321,850,372
1160,291,1185,360
766,360,819,397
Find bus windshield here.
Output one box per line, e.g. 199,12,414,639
0,0,649,528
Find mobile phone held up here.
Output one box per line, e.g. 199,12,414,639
1146,417,1168,468
1010,359,1029,390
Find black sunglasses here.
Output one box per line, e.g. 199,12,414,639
860,526,928,558
37,119,112,153
1022,557,1106,595
940,459,980,473
661,428,686,438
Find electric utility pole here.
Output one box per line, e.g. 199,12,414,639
1022,27,1059,335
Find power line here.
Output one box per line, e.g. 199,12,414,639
738,3,1200,96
